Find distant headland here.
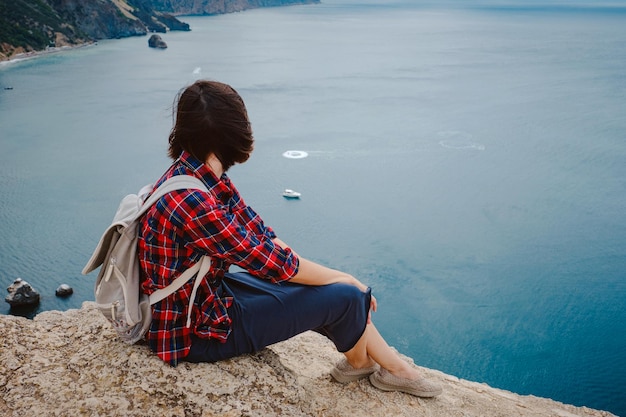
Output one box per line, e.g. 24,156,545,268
0,0,319,62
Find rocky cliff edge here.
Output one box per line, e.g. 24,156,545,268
0,302,616,417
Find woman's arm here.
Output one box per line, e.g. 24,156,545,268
273,238,378,321
273,237,366,289
290,257,369,292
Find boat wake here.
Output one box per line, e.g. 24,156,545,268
438,131,485,151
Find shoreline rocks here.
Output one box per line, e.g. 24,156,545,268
4,278,40,308
0,302,616,417
55,284,73,297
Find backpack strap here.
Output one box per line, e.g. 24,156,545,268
137,175,209,220
141,175,212,327
147,252,211,330
149,255,211,306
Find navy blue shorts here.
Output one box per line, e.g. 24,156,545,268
185,272,371,363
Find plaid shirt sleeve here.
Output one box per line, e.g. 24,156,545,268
227,177,278,241
184,186,298,282
139,168,298,366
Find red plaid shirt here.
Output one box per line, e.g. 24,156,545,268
138,151,299,365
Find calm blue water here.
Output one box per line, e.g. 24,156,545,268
1,1,625,415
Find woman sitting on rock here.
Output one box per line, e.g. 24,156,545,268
137,80,442,398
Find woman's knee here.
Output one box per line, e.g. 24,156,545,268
330,283,369,306
331,282,361,296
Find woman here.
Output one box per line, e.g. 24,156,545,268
138,80,442,398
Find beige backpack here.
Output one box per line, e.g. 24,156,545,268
82,175,210,344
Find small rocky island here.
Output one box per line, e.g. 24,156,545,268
148,34,168,49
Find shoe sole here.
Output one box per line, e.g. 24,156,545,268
369,373,443,398
330,367,376,384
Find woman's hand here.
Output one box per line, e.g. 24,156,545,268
369,294,378,322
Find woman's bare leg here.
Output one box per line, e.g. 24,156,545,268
343,323,422,380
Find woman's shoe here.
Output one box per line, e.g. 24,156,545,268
330,359,379,383
369,368,443,397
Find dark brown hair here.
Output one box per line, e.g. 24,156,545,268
168,80,254,170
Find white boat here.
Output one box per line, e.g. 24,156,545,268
282,189,301,199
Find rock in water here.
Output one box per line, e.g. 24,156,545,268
5,278,40,307
55,284,73,297
148,34,167,49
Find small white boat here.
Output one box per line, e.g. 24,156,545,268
282,189,301,199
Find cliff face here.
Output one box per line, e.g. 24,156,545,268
0,302,616,417
0,0,182,60
147,0,319,15
49,0,149,40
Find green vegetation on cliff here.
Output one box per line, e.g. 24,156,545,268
0,0,86,54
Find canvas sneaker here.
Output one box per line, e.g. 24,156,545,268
369,368,443,397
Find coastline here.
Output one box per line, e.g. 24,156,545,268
0,42,97,67
1,3,624,415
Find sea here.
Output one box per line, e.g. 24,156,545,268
1,0,625,415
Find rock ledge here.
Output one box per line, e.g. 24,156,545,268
0,303,616,417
